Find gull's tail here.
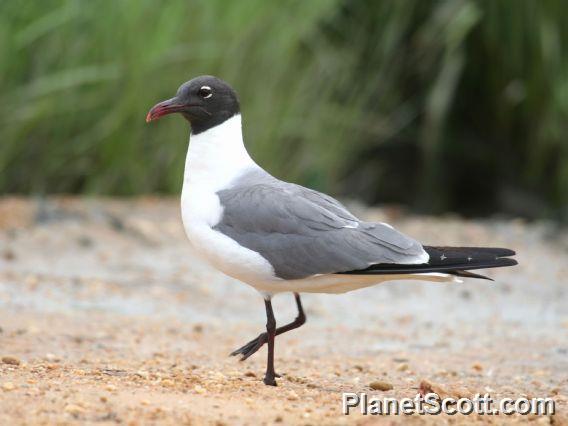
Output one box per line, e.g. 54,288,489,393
338,246,517,281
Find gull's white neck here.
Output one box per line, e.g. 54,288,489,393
182,114,256,193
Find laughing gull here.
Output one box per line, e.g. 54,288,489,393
146,75,517,386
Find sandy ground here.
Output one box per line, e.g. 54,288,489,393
0,196,566,425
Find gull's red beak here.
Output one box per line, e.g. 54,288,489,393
146,98,185,123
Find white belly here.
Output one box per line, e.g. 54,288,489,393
250,272,458,294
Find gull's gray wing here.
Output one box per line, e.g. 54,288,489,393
214,169,427,280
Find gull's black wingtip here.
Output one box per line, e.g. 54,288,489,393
339,245,518,278
489,247,516,257
423,246,516,262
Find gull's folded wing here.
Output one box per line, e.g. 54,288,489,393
214,169,427,280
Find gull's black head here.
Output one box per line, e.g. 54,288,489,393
146,75,240,134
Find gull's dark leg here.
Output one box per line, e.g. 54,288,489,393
230,293,306,361
263,298,277,386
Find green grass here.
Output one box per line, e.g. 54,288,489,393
1,0,567,219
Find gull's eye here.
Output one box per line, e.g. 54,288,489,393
198,86,212,99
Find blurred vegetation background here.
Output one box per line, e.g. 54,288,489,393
1,0,567,220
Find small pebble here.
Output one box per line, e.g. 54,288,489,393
2,356,20,366
287,390,299,400
44,353,60,362
369,381,393,391
2,382,16,391
472,362,483,372
64,404,85,415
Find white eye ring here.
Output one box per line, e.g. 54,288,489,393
199,85,212,99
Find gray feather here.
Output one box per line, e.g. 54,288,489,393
214,169,425,280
